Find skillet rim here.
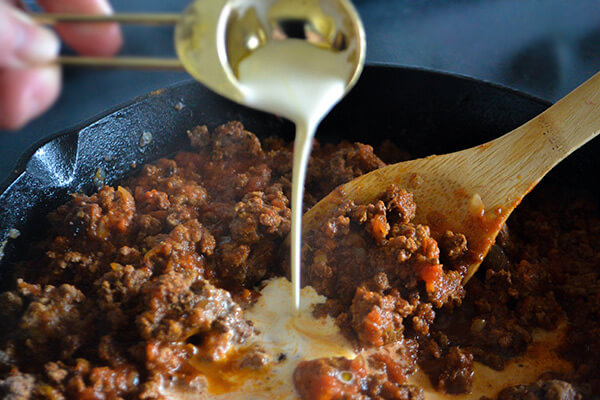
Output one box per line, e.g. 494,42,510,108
0,64,552,196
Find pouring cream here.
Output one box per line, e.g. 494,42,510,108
236,39,355,309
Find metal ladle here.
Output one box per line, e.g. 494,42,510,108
34,0,366,107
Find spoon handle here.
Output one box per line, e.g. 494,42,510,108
508,70,600,161
477,71,600,210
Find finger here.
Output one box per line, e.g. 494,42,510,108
0,2,60,68
0,66,61,130
36,0,123,57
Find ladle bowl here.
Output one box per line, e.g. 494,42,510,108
174,0,366,107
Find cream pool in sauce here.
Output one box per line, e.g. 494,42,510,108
187,278,355,399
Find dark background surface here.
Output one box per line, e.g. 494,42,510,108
1,0,599,183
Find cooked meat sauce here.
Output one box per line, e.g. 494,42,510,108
0,121,598,399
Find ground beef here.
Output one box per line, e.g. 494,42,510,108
301,142,387,210
419,335,474,394
303,185,465,349
0,372,35,400
0,123,275,399
505,189,600,395
94,264,152,331
439,231,468,264
350,286,406,347
219,186,291,286
294,341,422,400
17,282,94,361
136,272,253,361
64,361,140,400
233,344,272,370
1,121,599,399
495,380,580,400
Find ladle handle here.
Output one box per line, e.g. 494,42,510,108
481,71,600,209
56,56,184,70
32,13,181,25
31,13,185,71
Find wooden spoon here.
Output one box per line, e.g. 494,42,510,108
303,71,600,283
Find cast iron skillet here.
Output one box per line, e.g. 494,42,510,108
1,65,597,285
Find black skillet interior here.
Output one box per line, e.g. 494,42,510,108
1,65,598,285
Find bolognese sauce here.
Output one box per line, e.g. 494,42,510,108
0,122,598,400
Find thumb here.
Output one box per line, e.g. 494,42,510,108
0,3,60,68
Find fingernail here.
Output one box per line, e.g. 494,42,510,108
11,9,60,66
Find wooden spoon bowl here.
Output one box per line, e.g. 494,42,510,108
303,71,600,283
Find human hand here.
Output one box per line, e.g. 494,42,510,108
0,0,123,130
